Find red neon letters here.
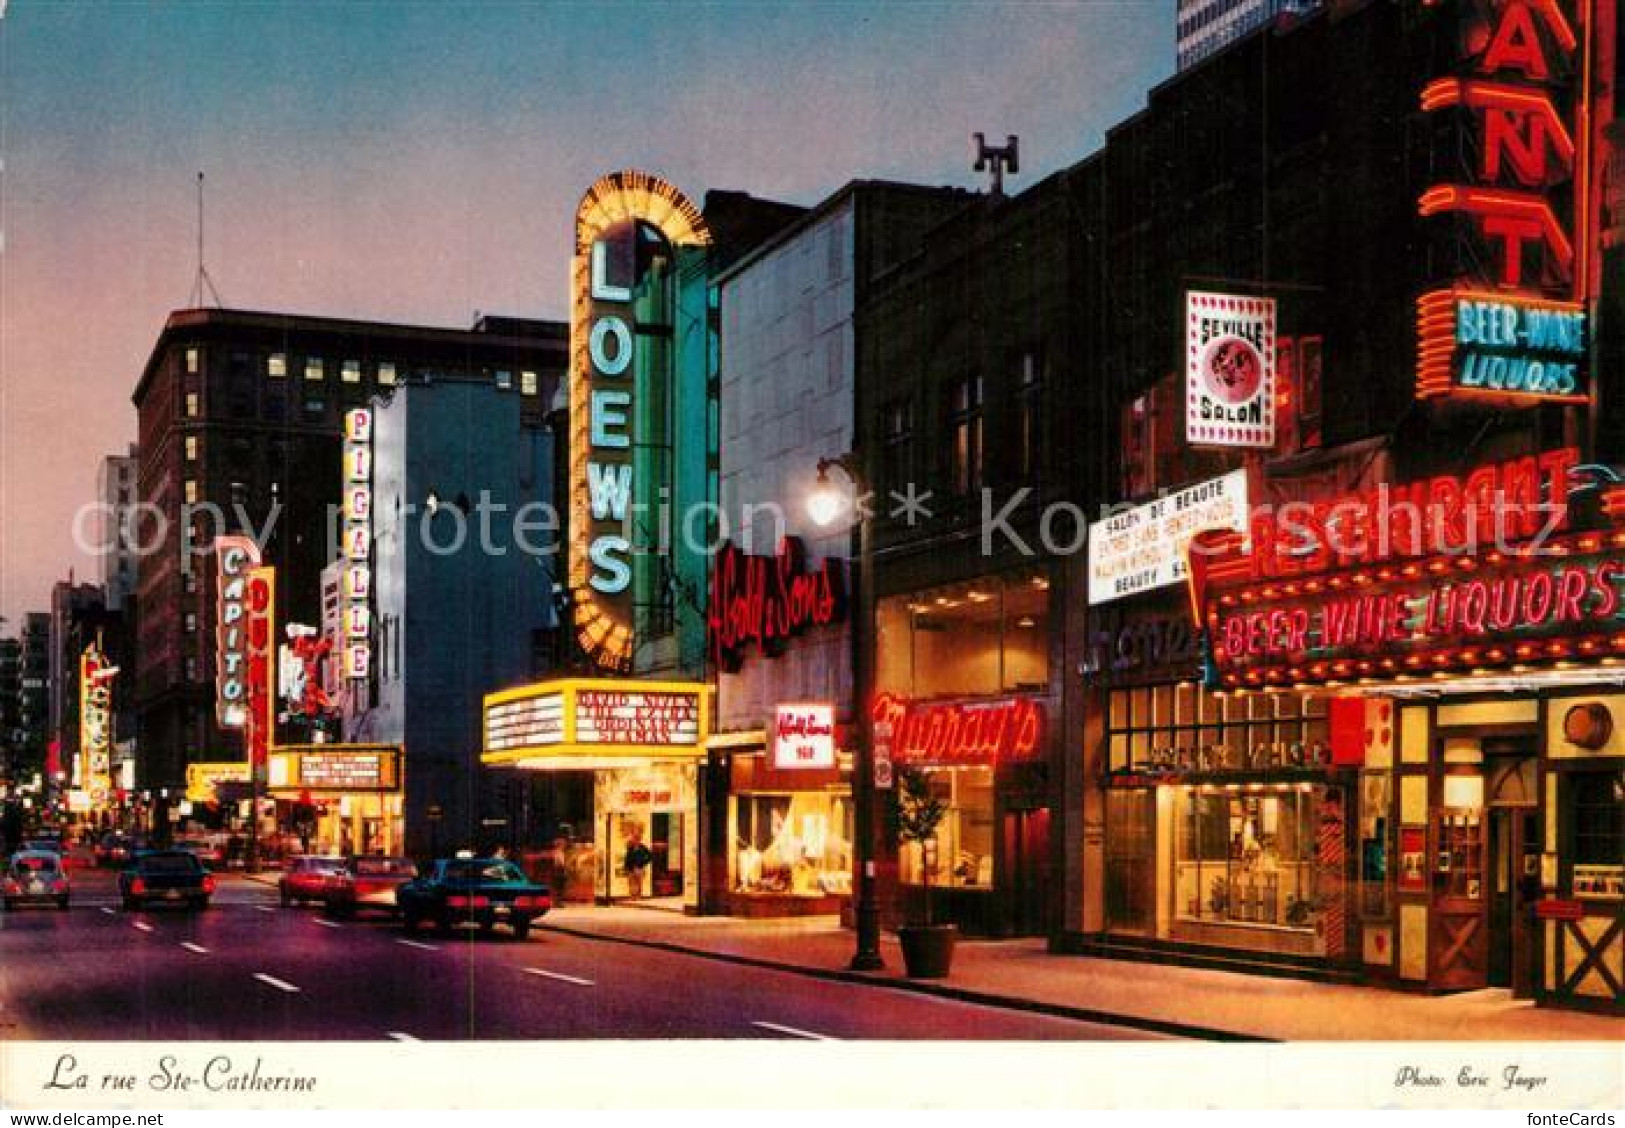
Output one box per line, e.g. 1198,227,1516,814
872,693,1044,767
709,538,847,673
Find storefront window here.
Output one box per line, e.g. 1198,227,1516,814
1359,771,1392,919
875,570,1050,701
732,792,852,898
1568,769,1624,900
1106,687,1331,773
1174,786,1322,934
899,766,994,890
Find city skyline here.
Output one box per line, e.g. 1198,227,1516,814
0,0,1172,626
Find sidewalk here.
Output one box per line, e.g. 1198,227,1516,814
539,904,1622,1042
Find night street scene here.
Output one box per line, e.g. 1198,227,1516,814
0,0,1622,1114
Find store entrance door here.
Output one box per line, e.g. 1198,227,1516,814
1002,807,1050,937
1486,759,1541,995
650,811,684,898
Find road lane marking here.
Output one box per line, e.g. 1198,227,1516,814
751,1020,836,1041
132,922,153,933
522,968,594,987
180,942,209,954
253,905,277,914
252,973,300,993
386,1032,419,1042
313,918,342,929
99,907,115,916
396,939,439,952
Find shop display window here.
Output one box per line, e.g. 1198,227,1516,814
874,570,1050,700
1107,686,1331,774
1435,778,1484,901
1567,769,1624,900
1174,786,1322,933
898,766,994,890
732,792,852,898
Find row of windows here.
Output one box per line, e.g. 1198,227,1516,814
184,347,539,395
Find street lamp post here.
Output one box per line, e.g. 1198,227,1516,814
808,455,884,972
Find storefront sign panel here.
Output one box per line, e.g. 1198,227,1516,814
1209,535,1623,686
576,690,701,747
872,693,1044,767
1088,470,1249,605
773,703,836,770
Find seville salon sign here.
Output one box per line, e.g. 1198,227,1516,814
1416,0,1594,404
709,537,848,673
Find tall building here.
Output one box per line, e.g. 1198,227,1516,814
0,637,22,782
1175,0,1319,70
129,308,569,791
47,580,106,780
18,613,50,776
97,445,140,612
368,377,562,855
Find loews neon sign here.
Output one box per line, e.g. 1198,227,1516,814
1416,0,1595,404
569,171,710,674
708,537,848,673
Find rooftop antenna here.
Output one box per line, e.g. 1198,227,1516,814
972,133,1020,198
190,171,224,309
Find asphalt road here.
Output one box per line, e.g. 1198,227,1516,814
0,866,1171,1042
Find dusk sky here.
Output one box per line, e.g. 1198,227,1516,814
0,0,1171,627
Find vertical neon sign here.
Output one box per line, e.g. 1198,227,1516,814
568,171,710,673
1416,0,1597,403
342,408,373,680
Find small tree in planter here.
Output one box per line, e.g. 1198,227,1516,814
891,767,956,978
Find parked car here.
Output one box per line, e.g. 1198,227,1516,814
325,855,416,917
278,856,349,907
2,850,70,910
119,850,215,910
95,833,137,867
397,857,552,940
174,837,225,867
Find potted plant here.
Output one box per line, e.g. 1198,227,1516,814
891,768,956,978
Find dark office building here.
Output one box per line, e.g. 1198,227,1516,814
130,309,569,790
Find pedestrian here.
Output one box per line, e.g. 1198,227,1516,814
623,830,652,898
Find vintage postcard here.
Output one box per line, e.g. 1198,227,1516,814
0,0,1620,1113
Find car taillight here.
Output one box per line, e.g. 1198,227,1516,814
1,879,17,894
515,895,551,910
447,895,469,908
130,878,147,895
202,876,216,894
52,879,68,893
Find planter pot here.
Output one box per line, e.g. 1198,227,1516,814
898,923,958,979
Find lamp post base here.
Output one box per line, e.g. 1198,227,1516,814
849,900,885,971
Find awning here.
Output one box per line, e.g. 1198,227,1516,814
482,677,709,771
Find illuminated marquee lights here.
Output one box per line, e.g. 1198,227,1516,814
80,645,116,807
569,171,710,673
342,409,374,680
1415,0,1595,403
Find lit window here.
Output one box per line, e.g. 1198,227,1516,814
185,436,199,462
186,658,199,681
496,369,513,390
342,360,361,384
185,392,200,418
184,480,198,505
305,357,324,381
185,348,199,374
946,376,984,496
521,370,538,396
184,613,197,633
378,362,397,387
268,353,287,378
